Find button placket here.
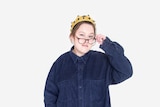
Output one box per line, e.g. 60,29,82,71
77,59,84,107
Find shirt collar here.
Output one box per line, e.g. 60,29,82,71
69,46,91,64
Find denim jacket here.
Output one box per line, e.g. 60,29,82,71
44,38,133,107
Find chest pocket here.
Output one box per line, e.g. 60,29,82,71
90,80,106,102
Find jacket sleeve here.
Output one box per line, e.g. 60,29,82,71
44,63,58,107
100,37,133,84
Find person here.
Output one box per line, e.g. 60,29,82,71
44,15,133,107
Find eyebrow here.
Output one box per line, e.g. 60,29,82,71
78,32,94,35
77,31,95,38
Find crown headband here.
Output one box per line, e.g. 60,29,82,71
70,15,96,32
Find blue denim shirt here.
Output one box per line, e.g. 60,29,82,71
44,38,133,107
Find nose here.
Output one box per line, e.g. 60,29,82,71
85,39,89,43
83,39,90,44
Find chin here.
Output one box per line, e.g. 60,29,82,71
81,49,90,54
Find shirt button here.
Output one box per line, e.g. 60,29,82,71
79,86,82,88
79,97,82,100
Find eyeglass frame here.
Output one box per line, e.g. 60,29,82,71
75,36,96,45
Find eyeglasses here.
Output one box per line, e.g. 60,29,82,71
76,37,96,44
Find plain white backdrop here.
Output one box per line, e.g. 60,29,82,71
0,0,159,107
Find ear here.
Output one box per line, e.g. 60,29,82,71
69,34,74,44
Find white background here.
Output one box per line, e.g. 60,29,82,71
0,0,160,107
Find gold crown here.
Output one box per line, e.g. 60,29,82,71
70,15,96,32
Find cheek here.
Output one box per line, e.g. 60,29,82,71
88,45,93,49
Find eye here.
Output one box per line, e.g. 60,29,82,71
80,34,84,36
89,35,94,39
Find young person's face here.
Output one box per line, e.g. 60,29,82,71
71,23,95,56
